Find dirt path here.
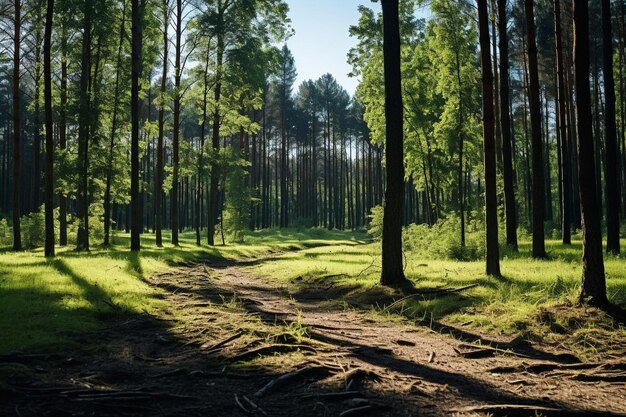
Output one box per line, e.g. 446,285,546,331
2,252,626,417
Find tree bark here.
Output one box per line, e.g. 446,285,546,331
196,41,211,246
573,0,608,306
491,0,502,166
104,0,128,247
208,11,224,245
130,0,142,251
280,65,288,228
554,0,571,245
155,0,168,247
43,0,54,257
456,50,465,247
497,0,518,250
601,0,621,254
478,0,501,277
12,0,21,251
544,92,553,221
525,0,546,259
58,29,67,246
76,0,92,251
32,18,42,214
171,0,182,246
380,0,407,286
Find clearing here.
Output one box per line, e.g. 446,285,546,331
1,232,626,416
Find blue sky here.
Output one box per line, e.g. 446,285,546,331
284,0,373,96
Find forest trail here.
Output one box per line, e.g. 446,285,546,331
3,250,626,417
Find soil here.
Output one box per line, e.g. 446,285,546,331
1,251,625,417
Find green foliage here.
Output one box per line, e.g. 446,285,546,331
21,209,46,249
366,205,384,241
222,147,252,243
403,214,484,261
351,0,482,220
0,219,11,247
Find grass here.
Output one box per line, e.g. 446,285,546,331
1,227,625,359
0,228,364,354
248,237,626,358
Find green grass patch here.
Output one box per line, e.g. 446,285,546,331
0,228,365,354
2,227,624,359
249,238,626,358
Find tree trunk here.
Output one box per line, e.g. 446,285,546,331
478,0,501,277
196,42,210,246
32,19,42,214
555,0,571,245
43,0,55,257
380,0,407,286
76,0,92,251
491,0,502,167
280,78,288,228
58,29,67,246
601,0,621,255
456,50,465,247
171,0,182,246
208,19,224,245
12,0,21,251
544,92,553,221
104,0,128,247
155,0,168,247
130,0,142,251
525,0,546,259
498,0,518,250
573,0,608,307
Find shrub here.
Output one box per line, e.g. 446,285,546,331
222,147,251,243
89,203,105,242
367,205,384,241
403,214,484,261
0,218,11,246
21,208,45,248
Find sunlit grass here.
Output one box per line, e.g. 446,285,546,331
0,228,364,353
249,238,626,357
2,228,625,358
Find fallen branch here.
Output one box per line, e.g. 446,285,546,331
234,394,251,414
382,284,479,312
242,395,268,416
254,365,335,398
456,342,533,359
453,347,495,359
230,344,317,363
201,330,245,352
300,391,363,401
394,339,416,347
355,257,380,277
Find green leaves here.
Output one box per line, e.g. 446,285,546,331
351,0,482,217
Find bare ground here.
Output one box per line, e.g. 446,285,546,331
2,251,626,417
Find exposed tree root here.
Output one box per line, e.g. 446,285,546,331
254,365,336,397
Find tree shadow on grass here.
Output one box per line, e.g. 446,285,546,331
3,256,624,417
51,259,121,314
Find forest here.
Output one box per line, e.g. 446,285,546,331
0,0,625,416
